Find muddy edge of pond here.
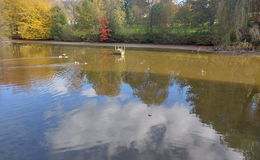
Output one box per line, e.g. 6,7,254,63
9,40,260,56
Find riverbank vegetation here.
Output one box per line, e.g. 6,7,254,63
0,0,259,49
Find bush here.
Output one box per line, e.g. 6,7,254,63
108,33,149,43
58,26,218,45
215,41,255,51
74,30,99,42
106,32,216,45
60,25,80,41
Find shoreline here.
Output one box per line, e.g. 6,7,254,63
10,40,260,55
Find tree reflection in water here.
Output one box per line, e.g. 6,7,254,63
182,79,260,160
124,72,172,105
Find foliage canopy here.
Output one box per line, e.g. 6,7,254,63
0,0,259,48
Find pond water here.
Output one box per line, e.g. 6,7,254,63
0,43,259,160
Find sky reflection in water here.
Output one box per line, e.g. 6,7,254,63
47,99,243,160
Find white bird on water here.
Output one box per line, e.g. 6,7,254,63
201,69,206,75
59,54,68,59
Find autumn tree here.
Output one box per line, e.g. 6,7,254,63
19,0,52,39
0,0,10,42
98,18,112,41
92,0,106,18
3,0,24,38
3,0,52,39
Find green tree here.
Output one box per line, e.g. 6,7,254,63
104,0,126,33
72,0,99,40
124,0,150,25
75,0,97,31
174,0,217,30
150,1,177,32
50,6,67,40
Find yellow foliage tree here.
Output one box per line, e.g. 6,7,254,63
3,0,52,39
92,0,105,18
0,0,10,42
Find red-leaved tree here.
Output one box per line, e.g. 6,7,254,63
98,18,112,42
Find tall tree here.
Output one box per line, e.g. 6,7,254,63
19,0,52,39
0,0,10,42
62,0,78,24
75,0,97,31
104,0,126,33
150,1,177,32
174,0,217,30
125,0,150,25
3,0,52,39
50,6,68,40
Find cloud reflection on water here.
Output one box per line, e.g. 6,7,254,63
81,88,97,97
47,99,243,160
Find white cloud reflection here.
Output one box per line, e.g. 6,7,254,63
49,78,68,96
81,88,97,97
47,99,243,160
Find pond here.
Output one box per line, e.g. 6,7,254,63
0,43,259,160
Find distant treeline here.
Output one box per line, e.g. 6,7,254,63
0,0,259,49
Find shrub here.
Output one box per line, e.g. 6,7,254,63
74,30,99,42
98,18,112,41
106,32,216,45
60,25,80,41
235,41,254,50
